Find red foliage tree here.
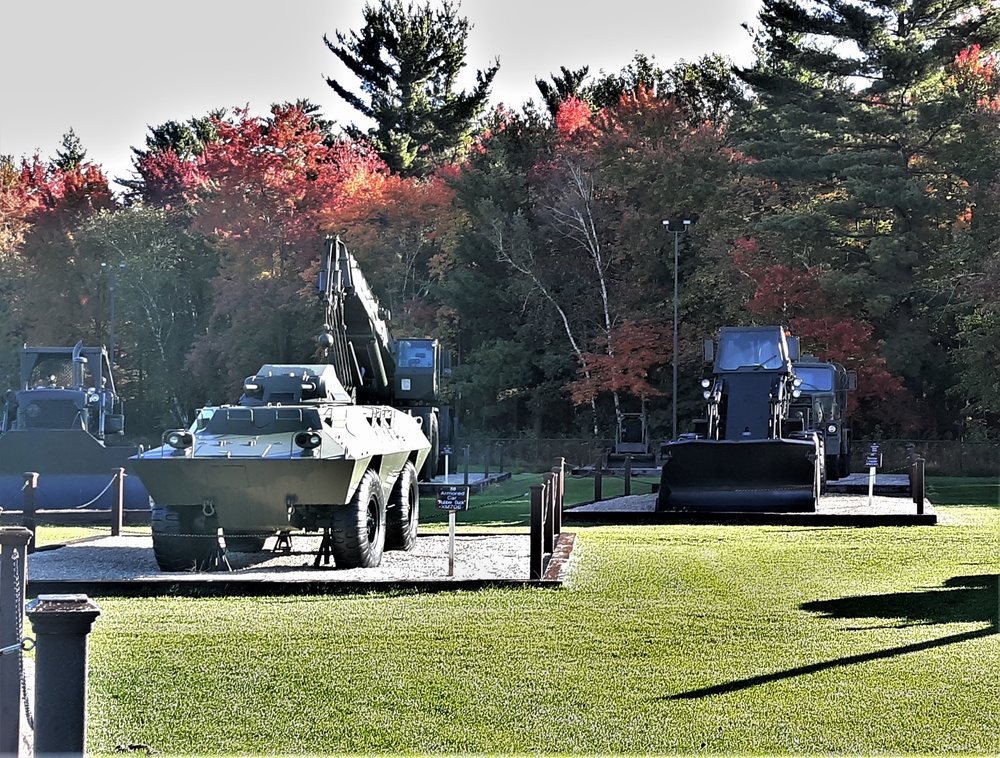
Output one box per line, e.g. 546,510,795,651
181,104,391,390
566,320,670,406
10,156,117,344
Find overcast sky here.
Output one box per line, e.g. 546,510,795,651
1,0,763,186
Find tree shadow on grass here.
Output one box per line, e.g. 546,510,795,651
668,574,997,700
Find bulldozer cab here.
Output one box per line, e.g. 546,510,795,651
715,327,795,372
700,327,799,442
4,342,123,438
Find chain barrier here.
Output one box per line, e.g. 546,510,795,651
11,548,33,731
71,474,118,510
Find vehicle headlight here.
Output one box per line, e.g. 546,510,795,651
294,431,322,450
164,429,194,450
88,393,101,404
826,423,838,435
701,378,711,388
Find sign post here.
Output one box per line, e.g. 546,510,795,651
865,443,882,508
436,485,468,576
442,445,452,483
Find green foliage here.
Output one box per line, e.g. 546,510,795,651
324,0,499,176
73,206,217,428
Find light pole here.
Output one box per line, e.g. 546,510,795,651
101,262,126,366
663,218,691,440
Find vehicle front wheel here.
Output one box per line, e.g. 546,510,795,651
151,503,222,571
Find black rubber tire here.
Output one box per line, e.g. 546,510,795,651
386,461,419,551
421,414,439,481
331,468,386,568
224,534,269,553
151,503,221,572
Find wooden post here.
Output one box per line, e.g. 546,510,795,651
552,458,564,534
543,473,555,554
914,457,925,515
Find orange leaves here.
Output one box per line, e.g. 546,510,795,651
554,96,597,142
566,320,670,406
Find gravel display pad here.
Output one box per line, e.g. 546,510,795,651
26,532,576,594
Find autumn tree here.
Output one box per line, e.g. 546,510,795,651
180,104,390,394
10,156,117,346
323,0,499,176
535,66,590,116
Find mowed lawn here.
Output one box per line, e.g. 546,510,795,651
74,477,998,755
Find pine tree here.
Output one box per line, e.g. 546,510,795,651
737,0,1000,433
52,129,87,171
323,0,499,176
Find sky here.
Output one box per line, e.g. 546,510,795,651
1,0,763,187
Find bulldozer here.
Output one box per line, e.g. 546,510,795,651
130,237,434,571
0,342,150,511
655,326,824,512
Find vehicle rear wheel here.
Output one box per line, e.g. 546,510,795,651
421,414,439,481
151,503,222,571
838,452,851,478
331,468,386,568
386,461,419,551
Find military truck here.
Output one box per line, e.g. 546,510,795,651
655,326,824,512
790,355,856,480
0,342,150,511
131,237,442,571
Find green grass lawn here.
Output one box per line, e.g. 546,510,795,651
72,476,998,756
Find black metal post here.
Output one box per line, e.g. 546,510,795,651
463,445,470,487
111,467,125,537
26,594,102,757
21,472,38,554
624,456,632,496
0,527,32,756
529,484,543,580
664,218,691,440
594,457,603,503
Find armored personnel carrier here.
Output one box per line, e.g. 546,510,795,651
131,237,434,571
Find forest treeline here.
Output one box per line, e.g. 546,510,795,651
3,0,1000,442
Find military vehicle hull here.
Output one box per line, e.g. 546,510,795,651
130,370,430,571
131,450,414,532
656,437,821,512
